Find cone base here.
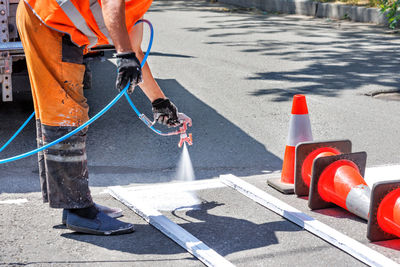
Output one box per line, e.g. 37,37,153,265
267,177,294,194
367,180,400,242
295,140,352,197
308,152,367,210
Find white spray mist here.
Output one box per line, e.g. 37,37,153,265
176,143,195,182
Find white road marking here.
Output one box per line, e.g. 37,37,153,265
220,174,399,267
0,198,28,205
108,179,225,211
123,178,225,192
364,164,400,187
109,186,234,267
104,166,400,266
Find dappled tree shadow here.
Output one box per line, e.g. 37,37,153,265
149,0,400,102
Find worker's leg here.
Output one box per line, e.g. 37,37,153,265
16,1,92,209
17,0,134,235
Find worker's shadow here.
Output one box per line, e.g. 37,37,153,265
85,53,283,186
176,201,302,256
61,201,301,257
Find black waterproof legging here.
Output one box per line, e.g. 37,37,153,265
36,120,93,209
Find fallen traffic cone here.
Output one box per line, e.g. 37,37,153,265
308,152,400,241
294,140,352,197
368,180,400,242
308,152,370,219
268,94,313,194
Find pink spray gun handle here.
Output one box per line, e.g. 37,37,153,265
177,113,193,148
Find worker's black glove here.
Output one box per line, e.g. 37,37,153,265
152,98,181,127
115,52,142,94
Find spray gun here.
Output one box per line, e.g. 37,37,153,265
123,88,192,148
138,112,192,148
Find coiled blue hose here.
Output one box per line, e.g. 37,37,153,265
0,19,153,164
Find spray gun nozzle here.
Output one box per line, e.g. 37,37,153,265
178,133,193,148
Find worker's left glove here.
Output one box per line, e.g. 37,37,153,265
152,98,181,127
115,52,142,94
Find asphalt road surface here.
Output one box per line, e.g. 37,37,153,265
1,0,400,266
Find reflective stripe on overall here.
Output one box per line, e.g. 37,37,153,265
24,0,152,48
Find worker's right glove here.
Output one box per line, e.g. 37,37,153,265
115,52,142,94
152,98,181,127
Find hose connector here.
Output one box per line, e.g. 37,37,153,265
139,114,155,127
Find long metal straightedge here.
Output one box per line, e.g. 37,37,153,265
108,186,234,267
220,174,398,267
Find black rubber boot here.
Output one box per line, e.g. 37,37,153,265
66,211,134,235
62,203,123,225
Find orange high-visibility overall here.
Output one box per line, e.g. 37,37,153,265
16,0,152,208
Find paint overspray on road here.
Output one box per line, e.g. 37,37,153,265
127,143,201,211
174,143,201,209
156,143,200,211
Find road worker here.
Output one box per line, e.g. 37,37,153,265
16,0,182,235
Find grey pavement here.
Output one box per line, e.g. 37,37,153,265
161,177,366,266
1,0,400,266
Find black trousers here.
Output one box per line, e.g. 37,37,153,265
36,121,93,209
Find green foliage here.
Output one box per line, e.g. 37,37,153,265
378,0,400,28
314,0,397,27
343,13,351,19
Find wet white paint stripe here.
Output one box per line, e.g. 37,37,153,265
0,198,28,205
125,178,225,193
109,186,234,267
220,174,398,267
364,164,400,187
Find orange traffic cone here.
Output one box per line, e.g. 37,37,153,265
268,94,313,194
294,140,352,197
307,152,400,242
368,180,400,242
308,152,370,220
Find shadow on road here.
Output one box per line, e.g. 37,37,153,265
60,222,196,257
180,201,302,256
59,200,301,259
150,1,400,102
85,54,282,186
0,51,282,192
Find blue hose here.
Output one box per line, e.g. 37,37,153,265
0,111,35,153
0,19,153,164
122,20,181,136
